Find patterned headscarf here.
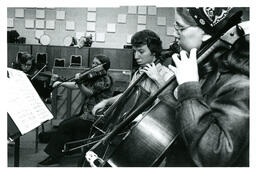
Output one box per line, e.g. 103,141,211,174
175,7,242,35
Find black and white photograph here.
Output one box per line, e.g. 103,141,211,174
1,0,255,179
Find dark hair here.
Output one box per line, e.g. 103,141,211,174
14,52,36,74
220,34,249,76
94,55,111,71
200,34,249,78
18,52,34,64
131,29,162,58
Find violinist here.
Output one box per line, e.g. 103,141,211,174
164,8,249,166
92,29,173,116
12,52,37,78
38,55,113,167
12,52,51,100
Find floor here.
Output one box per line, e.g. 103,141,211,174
7,104,167,168
7,119,167,167
8,119,82,167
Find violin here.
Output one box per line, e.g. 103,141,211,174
73,65,107,84
51,63,107,89
85,12,249,167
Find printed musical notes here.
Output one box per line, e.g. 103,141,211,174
7,68,53,135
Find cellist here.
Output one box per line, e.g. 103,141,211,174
164,7,249,167
92,29,173,116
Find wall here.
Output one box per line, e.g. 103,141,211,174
7,43,133,70
7,6,176,49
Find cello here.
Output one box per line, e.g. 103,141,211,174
86,12,249,167
62,51,176,153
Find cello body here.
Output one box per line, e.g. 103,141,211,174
97,84,151,133
106,99,178,167
89,81,179,167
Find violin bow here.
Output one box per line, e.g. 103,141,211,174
30,64,47,80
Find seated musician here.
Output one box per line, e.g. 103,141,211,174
92,29,173,116
12,52,51,100
37,55,113,167
72,30,175,167
163,8,249,166
12,52,37,77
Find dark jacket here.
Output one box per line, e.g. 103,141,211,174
164,35,249,167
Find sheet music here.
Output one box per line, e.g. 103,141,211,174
7,68,53,135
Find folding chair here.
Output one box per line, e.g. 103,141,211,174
69,55,82,67
36,53,48,70
54,58,65,67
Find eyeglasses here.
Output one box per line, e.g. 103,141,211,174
173,22,191,32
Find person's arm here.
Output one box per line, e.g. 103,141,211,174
92,93,122,115
77,83,93,97
52,81,79,89
52,73,88,91
76,74,112,97
105,93,122,105
168,48,249,166
176,78,249,166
